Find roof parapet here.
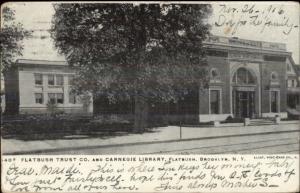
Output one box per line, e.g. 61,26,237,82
205,35,286,51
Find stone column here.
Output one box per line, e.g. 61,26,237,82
63,75,69,105
42,74,48,105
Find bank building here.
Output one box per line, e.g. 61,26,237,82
198,36,299,122
3,36,300,122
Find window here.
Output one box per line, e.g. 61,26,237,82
292,80,295,87
48,93,56,104
271,72,278,81
287,63,292,72
68,75,74,85
232,67,255,84
48,93,64,104
210,68,220,81
35,93,43,104
288,80,292,87
34,74,43,85
48,75,55,86
210,90,220,114
270,91,279,113
69,91,76,104
56,75,64,86
48,74,64,86
57,93,64,104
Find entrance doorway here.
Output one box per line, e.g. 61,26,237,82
232,67,258,119
233,91,255,118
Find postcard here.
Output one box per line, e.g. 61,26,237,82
1,1,299,192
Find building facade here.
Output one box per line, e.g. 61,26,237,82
199,36,298,122
286,57,300,116
4,59,93,115
93,36,299,123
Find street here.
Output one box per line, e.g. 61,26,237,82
2,122,299,155
42,129,299,155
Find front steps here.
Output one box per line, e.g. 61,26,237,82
248,118,276,126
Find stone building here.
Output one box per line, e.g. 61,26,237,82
198,36,298,122
4,59,93,114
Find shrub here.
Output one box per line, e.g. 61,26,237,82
46,101,63,117
1,114,135,140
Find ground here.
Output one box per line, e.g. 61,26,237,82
2,122,299,155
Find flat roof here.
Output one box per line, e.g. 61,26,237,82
16,59,67,66
204,35,287,52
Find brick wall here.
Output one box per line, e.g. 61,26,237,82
199,55,230,115
261,60,287,113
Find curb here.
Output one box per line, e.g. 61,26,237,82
181,120,299,128
4,129,300,155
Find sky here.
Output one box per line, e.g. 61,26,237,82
3,1,300,64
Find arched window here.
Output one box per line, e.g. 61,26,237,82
210,68,220,81
232,67,256,84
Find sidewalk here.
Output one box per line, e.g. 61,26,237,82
2,121,299,155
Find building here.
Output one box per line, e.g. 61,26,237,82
3,36,299,122
286,61,300,117
198,36,298,122
1,75,5,113
4,59,93,115
94,36,299,123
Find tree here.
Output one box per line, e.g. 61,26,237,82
51,3,212,131
0,6,31,73
46,100,60,117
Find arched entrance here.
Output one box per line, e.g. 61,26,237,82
232,67,257,118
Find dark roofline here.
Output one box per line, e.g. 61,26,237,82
203,44,291,56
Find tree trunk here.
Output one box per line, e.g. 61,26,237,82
133,4,148,133
134,95,148,133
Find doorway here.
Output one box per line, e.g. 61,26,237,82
233,91,255,118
